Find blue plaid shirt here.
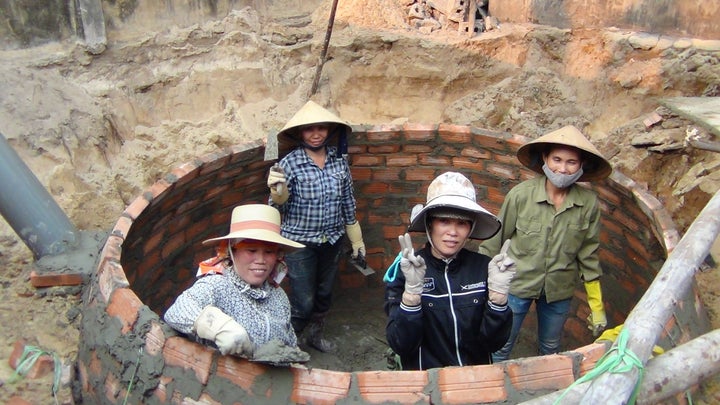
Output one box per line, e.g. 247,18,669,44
270,146,357,244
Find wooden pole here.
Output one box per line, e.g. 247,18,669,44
520,189,720,404
309,0,340,98
579,189,720,404
520,329,720,404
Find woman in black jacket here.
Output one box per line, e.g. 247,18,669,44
384,172,516,370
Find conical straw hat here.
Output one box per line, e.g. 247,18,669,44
277,100,351,143
516,125,612,182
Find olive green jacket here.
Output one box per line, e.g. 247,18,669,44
478,176,602,303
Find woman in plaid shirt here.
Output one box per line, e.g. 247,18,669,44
267,101,367,353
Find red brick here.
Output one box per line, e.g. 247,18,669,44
216,355,267,392
507,354,575,391
107,288,143,334
111,215,133,239
367,130,402,142
418,155,451,165
9,340,55,379
368,144,401,154
486,162,516,180
291,367,351,404
461,146,492,159
387,155,418,166
438,364,507,404
576,342,609,376
354,155,385,166
148,178,172,199
163,337,214,384
105,370,121,401
352,167,373,181
356,370,429,404
124,195,150,220
30,270,84,288
405,168,436,181
403,144,433,153
144,321,166,357
97,259,130,303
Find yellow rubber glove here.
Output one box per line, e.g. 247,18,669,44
596,324,665,357
584,279,607,337
345,221,366,258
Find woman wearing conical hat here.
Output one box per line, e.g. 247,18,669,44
479,125,612,362
266,101,366,353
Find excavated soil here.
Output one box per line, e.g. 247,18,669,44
1,2,720,403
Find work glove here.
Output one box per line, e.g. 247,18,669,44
584,279,607,337
193,306,255,357
487,239,516,305
345,221,366,259
398,233,426,306
268,164,289,204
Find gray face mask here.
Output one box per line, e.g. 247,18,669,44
542,163,583,188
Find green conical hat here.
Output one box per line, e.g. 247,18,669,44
517,125,612,182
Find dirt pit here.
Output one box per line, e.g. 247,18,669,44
1,1,720,403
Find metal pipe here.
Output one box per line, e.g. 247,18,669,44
0,132,78,259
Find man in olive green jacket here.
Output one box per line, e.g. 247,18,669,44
479,125,611,361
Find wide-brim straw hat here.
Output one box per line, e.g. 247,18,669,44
516,125,612,182
277,100,352,144
203,204,305,250
408,172,501,240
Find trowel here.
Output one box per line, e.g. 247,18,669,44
348,250,376,276
264,129,284,194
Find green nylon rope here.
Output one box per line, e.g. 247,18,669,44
9,345,62,404
553,328,645,405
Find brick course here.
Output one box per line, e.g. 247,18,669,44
76,125,708,404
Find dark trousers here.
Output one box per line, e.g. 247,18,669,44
284,238,343,332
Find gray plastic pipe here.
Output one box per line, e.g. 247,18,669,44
0,132,78,259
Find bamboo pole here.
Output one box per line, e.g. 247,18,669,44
520,189,720,404
309,0,340,98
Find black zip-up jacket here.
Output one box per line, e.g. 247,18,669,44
384,244,512,370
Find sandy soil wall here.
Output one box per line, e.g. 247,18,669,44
489,0,720,39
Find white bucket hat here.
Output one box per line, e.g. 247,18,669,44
408,172,501,240
203,204,304,250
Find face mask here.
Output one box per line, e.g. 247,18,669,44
542,163,583,188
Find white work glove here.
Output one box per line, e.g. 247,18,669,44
345,221,366,259
487,239,517,305
398,233,426,306
267,164,289,204
193,306,255,357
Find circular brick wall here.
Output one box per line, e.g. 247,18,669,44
77,124,709,404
